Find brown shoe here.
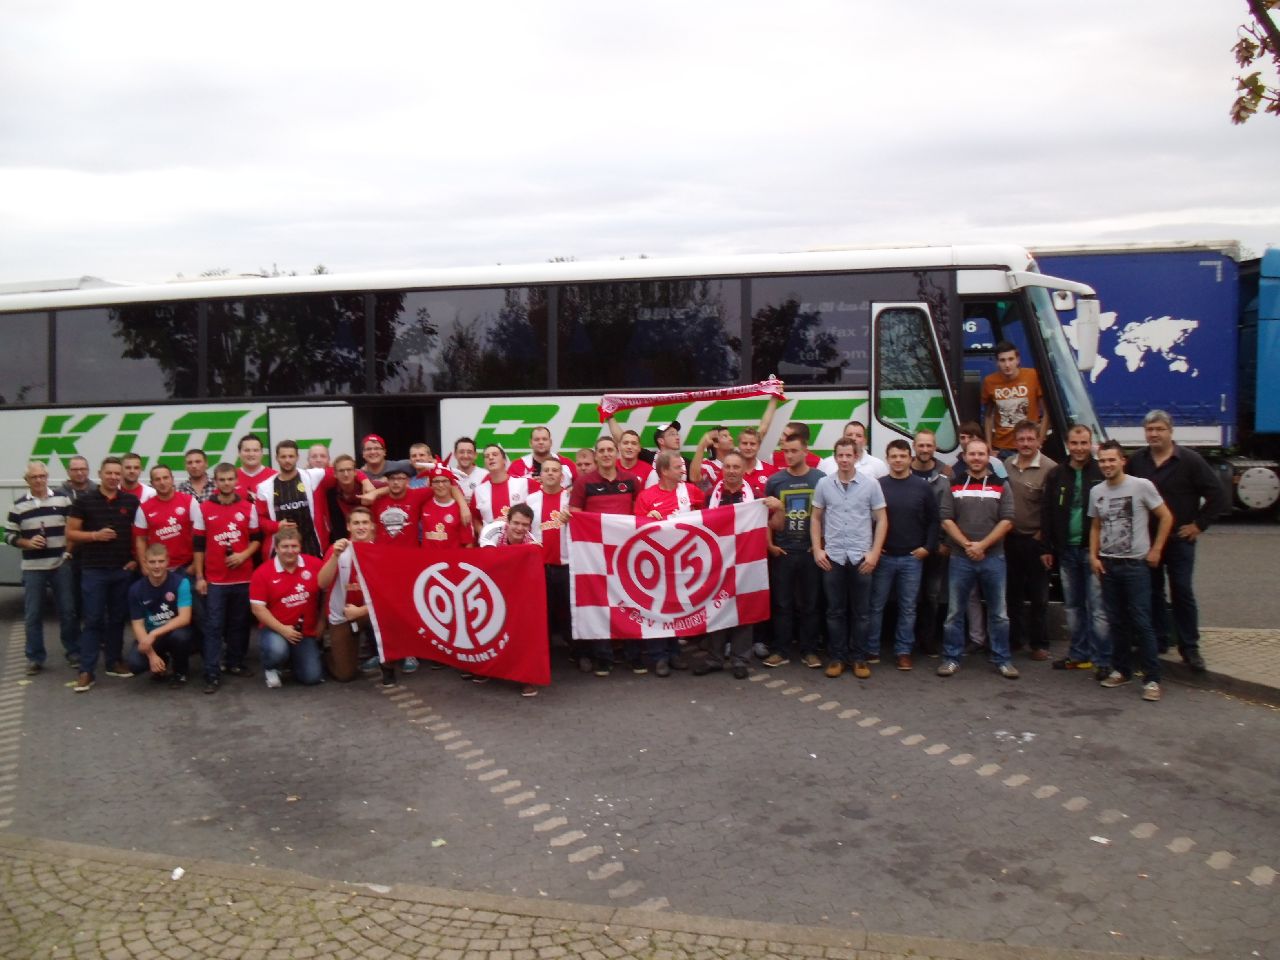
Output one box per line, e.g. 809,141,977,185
896,654,913,671
824,661,845,678
852,661,871,679
73,672,94,693
1029,649,1051,662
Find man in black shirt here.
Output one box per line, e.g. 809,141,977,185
1126,410,1228,673
66,456,141,692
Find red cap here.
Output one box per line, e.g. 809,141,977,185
360,433,386,450
426,465,459,486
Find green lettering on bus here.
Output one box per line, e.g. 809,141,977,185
475,403,561,450
30,414,108,465
157,410,254,470
107,413,155,462
562,402,608,450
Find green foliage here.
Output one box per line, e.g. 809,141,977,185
1231,0,1280,123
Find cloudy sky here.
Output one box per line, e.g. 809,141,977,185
2,1,1277,284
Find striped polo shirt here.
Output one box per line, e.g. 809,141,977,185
5,492,73,571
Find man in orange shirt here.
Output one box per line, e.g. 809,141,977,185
982,341,1045,460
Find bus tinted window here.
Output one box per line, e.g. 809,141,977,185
557,279,740,389
209,295,365,397
875,306,958,450
56,305,199,402
0,312,48,404
375,288,547,393
750,276,871,386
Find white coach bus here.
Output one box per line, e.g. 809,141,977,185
0,245,1103,583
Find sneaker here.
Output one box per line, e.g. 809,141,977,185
1099,670,1131,688
593,661,612,678
169,673,188,689
25,661,42,676
824,661,845,679
865,652,881,665
105,661,133,678
223,665,254,678
654,659,671,678
1142,681,1162,701
801,653,822,669
471,674,491,684
359,656,380,673
896,655,913,672
73,672,94,693
402,657,419,674
1029,649,1051,662
521,685,539,697
752,641,770,659
936,661,959,677
762,653,790,668
629,662,648,675
264,669,282,689
1052,657,1094,670
732,664,749,680
203,679,220,695
577,656,594,674
852,661,872,680
998,663,1020,680
380,666,396,687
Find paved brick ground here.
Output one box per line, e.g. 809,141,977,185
0,834,1171,960
1160,628,1280,705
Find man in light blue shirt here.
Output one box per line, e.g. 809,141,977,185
812,438,887,679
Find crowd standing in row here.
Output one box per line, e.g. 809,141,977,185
6,347,1225,703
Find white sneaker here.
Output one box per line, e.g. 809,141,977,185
1142,681,1162,702
264,669,282,689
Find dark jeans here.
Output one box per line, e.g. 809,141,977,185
126,626,194,676
769,549,819,657
1150,537,1199,654
1102,558,1160,683
1059,545,1108,665
204,582,251,683
79,567,132,677
260,629,324,685
822,557,874,662
1006,533,1050,650
23,563,79,664
869,554,924,657
914,550,948,655
943,553,1011,666
545,564,570,640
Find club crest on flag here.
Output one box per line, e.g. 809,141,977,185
414,562,509,662
616,521,725,617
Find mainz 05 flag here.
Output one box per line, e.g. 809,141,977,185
570,500,770,640
353,542,550,686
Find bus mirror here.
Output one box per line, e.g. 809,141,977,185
1074,299,1101,372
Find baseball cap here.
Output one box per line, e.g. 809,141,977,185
382,460,411,477
360,433,387,450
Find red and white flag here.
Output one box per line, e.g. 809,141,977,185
353,541,550,685
569,500,770,640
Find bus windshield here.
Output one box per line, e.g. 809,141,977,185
1027,285,1105,441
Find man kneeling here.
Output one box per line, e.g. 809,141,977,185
250,528,323,688
127,543,195,687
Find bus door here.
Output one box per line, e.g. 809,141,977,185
869,303,960,461
267,403,355,461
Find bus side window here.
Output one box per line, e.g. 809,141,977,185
874,307,957,451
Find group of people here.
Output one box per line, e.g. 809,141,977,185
6,348,1225,704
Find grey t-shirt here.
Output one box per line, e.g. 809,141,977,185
1087,475,1164,559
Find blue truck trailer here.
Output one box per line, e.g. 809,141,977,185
1031,242,1280,514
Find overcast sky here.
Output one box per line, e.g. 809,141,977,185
2,1,1277,284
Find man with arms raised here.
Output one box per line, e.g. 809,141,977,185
735,426,777,496
250,528,324,690
1090,440,1174,701
126,543,194,688
811,437,887,679
192,462,263,694
614,428,653,486
66,457,141,692
937,438,1019,680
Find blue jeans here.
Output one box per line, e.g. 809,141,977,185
943,553,1011,665
79,567,132,677
1059,545,1107,665
769,550,820,657
1150,537,1198,654
126,626,195,676
821,557,874,663
869,554,924,657
203,582,251,683
259,629,324,685
1101,558,1160,683
23,563,79,664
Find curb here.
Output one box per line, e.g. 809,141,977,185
1159,655,1280,706
0,832,1176,960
